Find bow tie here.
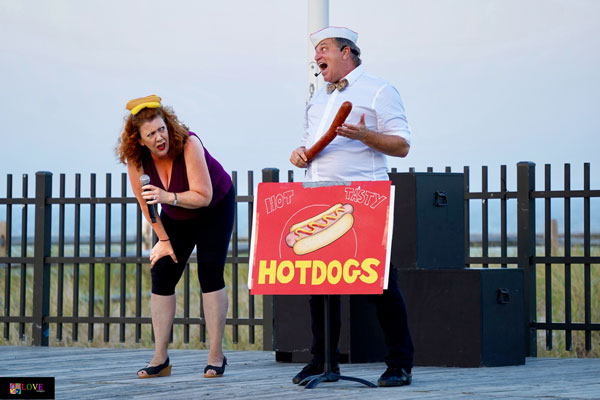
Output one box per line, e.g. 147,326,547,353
326,79,349,94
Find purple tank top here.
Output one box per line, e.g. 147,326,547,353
141,132,232,220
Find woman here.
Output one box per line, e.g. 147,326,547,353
116,95,234,379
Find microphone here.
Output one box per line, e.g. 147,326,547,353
139,174,157,223
314,70,322,77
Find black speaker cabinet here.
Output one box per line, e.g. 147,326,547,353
274,294,387,364
275,268,525,367
398,268,525,367
388,172,465,269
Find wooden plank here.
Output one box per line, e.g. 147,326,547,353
1,347,600,399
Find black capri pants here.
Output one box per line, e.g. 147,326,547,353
151,186,235,295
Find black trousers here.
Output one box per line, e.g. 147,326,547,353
151,186,235,295
309,267,414,370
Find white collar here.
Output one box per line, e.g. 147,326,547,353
340,65,364,87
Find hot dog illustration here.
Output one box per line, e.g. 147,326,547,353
285,203,354,255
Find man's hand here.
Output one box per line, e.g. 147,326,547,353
290,146,308,168
337,113,410,157
337,113,369,142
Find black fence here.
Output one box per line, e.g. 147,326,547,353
0,170,267,349
461,162,599,355
0,163,598,355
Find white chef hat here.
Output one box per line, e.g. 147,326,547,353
310,26,358,47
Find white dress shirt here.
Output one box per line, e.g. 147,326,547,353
302,65,411,182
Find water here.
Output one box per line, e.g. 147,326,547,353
2,198,597,246
1,171,598,244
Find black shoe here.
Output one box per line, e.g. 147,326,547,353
137,357,171,379
377,367,412,387
204,356,227,378
292,360,340,385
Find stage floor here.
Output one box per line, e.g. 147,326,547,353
2,346,599,399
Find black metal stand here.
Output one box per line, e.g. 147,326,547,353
302,295,376,389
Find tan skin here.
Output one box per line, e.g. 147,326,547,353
290,38,410,168
128,116,213,266
130,116,226,377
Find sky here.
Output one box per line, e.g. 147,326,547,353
1,0,599,195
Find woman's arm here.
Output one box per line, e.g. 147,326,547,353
127,163,177,266
166,135,213,209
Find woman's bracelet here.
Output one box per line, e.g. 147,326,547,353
159,238,170,242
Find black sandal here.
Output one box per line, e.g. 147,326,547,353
137,357,171,379
203,356,227,378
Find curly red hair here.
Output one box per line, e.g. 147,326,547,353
116,106,190,168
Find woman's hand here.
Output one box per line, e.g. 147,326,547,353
141,184,167,205
149,240,178,267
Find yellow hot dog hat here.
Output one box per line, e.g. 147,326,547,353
126,94,162,115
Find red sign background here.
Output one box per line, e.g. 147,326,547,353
249,181,394,295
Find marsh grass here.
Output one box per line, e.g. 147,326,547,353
469,243,599,358
0,243,263,351
1,243,597,358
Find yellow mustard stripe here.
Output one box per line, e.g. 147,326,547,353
294,207,346,236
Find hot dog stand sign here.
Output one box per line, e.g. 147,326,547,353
248,181,395,295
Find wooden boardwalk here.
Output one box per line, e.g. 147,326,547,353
1,346,599,399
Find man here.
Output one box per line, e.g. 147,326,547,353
289,26,414,387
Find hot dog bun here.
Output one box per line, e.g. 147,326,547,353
293,212,354,255
289,203,343,233
285,204,355,255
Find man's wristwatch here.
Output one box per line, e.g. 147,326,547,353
172,192,178,206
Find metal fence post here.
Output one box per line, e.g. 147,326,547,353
33,171,52,346
517,162,536,357
260,168,279,351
